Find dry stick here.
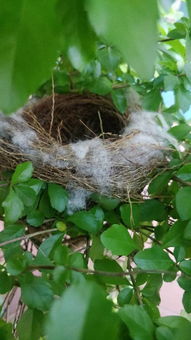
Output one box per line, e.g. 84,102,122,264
127,256,143,305
0,228,57,248
97,110,104,139
49,73,55,136
112,83,129,89
127,189,135,227
79,119,97,137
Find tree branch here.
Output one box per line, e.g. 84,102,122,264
27,264,182,278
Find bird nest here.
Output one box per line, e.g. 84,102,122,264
0,92,171,206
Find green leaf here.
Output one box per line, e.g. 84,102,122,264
148,171,172,195
178,276,191,291
17,309,45,340
0,319,15,340
6,249,29,275
69,252,85,269
179,260,191,275
155,326,174,340
187,0,191,19
21,276,53,311
120,204,140,227
119,305,154,340
14,184,37,207
53,245,69,265
100,224,137,255
68,209,103,234
11,162,33,185
0,271,13,294
168,23,186,39
89,77,112,95
89,235,104,260
174,246,186,262
157,316,191,340
37,233,63,258
178,86,191,112
97,46,121,72
184,63,191,79
142,274,163,300
186,32,191,62
169,123,191,140
143,298,160,321
183,291,191,313
143,88,162,111
87,0,158,79
0,185,9,215
25,178,44,195
184,220,191,240
176,164,191,182
2,189,24,223
176,187,191,220
57,0,96,71
39,191,55,218
162,221,185,248
48,183,68,213
89,206,104,229
0,0,61,112
117,287,133,306
0,223,24,244
134,246,173,271
94,259,128,285
111,89,128,113
140,199,167,222
164,75,179,91
91,193,120,211
26,210,44,227
46,281,119,340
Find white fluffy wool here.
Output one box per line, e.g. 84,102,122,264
66,187,90,215
123,111,177,146
122,111,177,165
0,109,176,211
71,138,111,190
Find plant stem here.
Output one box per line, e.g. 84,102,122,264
127,256,142,305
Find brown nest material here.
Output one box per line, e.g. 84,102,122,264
26,93,127,143
0,92,169,200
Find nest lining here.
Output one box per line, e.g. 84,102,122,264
0,93,173,211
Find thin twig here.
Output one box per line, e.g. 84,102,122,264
0,228,57,248
97,111,104,139
159,38,177,42
127,257,142,305
112,83,129,89
49,73,55,136
79,119,97,137
173,175,191,187
139,229,175,258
